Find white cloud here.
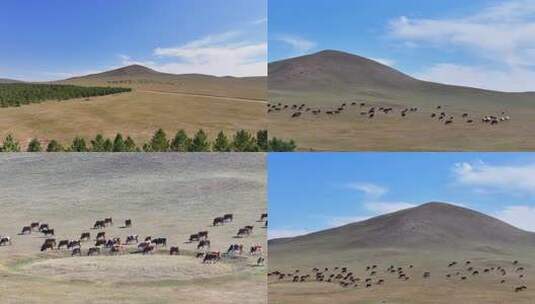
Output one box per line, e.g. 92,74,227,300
370,57,396,67
496,205,535,232
346,182,388,198
152,31,266,77
272,34,316,54
269,228,312,239
453,161,535,195
389,0,535,92
252,18,267,25
415,63,535,92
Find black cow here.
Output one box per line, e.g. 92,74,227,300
170,246,180,255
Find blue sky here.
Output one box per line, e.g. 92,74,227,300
268,153,535,239
269,0,535,92
0,0,266,81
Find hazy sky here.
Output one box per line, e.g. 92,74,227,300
0,0,266,81
269,0,535,92
268,153,535,239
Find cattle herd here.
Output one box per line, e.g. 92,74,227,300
0,212,268,266
267,101,512,127
269,259,528,293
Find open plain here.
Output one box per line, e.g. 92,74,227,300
0,153,267,304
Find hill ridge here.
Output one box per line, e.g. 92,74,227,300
270,202,535,250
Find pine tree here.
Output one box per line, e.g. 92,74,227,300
232,130,258,152
170,129,191,152
70,136,88,152
91,134,106,152
149,128,169,152
1,134,21,152
213,131,231,152
27,138,42,152
46,140,64,152
190,129,210,152
268,137,297,152
112,133,126,152
103,139,113,152
124,136,137,152
256,129,268,151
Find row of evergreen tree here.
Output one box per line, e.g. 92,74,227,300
0,129,296,152
0,84,131,107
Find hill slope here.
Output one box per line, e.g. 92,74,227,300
270,202,535,253
268,50,535,108
61,64,266,100
0,78,24,84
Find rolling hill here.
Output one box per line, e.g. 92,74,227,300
61,64,266,101
270,202,535,253
0,78,23,84
269,50,535,109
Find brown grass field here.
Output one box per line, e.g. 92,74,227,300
0,65,267,148
0,154,267,304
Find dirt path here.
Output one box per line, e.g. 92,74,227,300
139,89,268,104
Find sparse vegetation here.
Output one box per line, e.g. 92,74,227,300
0,83,131,108
0,130,297,152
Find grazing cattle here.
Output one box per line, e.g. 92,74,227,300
88,247,101,256
144,236,152,242
31,222,40,230
93,220,105,229
42,229,54,236
467,120,473,123
126,234,139,244
203,251,221,263
138,241,151,249
423,272,431,279
189,234,199,242
41,239,55,251
170,246,180,255
152,237,167,247
213,217,224,226
142,245,155,255
223,214,233,222
21,226,32,234
68,240,81,249
257,257,265,266
197,239,210,250
96,232,106,240
237,228,250,238
38,224,49,232
125,219,132,227
71,248,82,256
195,252,205,258
80,232,90,241
198,231,209,240
104,217,113,226
249,245,262,255
95,239,107,247
57,240,70,249
227,244,243,255
110,245,126,255
515,286,527,292
0,236,12,246
291,112,302,118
